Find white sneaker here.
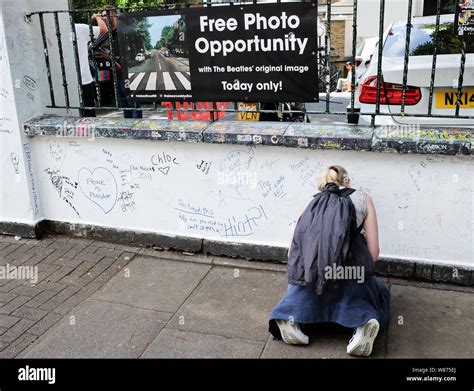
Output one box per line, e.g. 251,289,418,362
275,319,309,345
347,318,380,356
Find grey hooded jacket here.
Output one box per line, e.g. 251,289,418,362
287,183,374,294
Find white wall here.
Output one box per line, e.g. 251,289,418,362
345,19,353,58
356,0,425,39
29,136,473,267
0,0,78,227
1,0,472,269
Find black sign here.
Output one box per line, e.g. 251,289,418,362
455,1,474,36
117,3,318,102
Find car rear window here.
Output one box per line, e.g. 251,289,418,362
383,22,474,57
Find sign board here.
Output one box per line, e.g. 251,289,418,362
118,3,318,102
455,1,474,36
237,102,260,121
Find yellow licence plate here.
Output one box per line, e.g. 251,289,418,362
435,89,474,109
237,103,260,121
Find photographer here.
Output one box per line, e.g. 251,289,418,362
74,19,107,116
95,6,142,118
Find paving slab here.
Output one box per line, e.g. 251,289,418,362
19,300,170,358
141,328,264,358
91,256,212,313
261,324,387,359
2,233,474,359
387,285,474,358
168,267,287,342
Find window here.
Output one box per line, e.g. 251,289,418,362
383,22,474,57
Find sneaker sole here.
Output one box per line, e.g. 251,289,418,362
275,320,309,345
347,319,379,356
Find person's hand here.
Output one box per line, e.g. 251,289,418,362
97,50,109,60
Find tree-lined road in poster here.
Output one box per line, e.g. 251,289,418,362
128,50,191,91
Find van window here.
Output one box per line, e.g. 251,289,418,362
383,22,474,57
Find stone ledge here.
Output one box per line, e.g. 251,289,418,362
372,127,472,155
23,115,473,156
283,124,373,151
202,121,289,146
23,115,208,143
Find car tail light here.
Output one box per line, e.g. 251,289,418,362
355,57,362,67
359,76,421,105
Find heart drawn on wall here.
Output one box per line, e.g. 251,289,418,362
158,166,170,175
78,167,118,214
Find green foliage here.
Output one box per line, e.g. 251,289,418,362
70,0,198,23
130,18,153,50
411,23,474,56
156,16,186,54
70,0,163,11
70,0,199,11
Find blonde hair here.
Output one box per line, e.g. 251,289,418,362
317,165,350,191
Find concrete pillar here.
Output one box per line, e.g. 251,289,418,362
0,0,77,237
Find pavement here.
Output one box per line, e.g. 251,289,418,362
0,234,473,359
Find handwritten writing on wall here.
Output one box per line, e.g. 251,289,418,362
175,199,221,233
117,190,136,213
15,75,38,103
0,116,13,135
102,148,148,213
176,199,215,217
196,160,212,175
174,200,268,237
151,152,179,176
78,167,118,214
217,148,258,201
289,155,323,189
44,168,81,217
222,205,268,237
103,149,154,184
44,140,67,169
10,152,20,175
258,175,287,199
23,143,40,218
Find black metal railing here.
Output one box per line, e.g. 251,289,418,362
25,0,473,124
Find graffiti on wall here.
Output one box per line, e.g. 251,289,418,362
78,167,118,214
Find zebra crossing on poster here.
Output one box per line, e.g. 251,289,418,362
128,72,191,91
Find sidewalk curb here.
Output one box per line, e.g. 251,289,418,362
1,219,472,286
0,220,47,238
